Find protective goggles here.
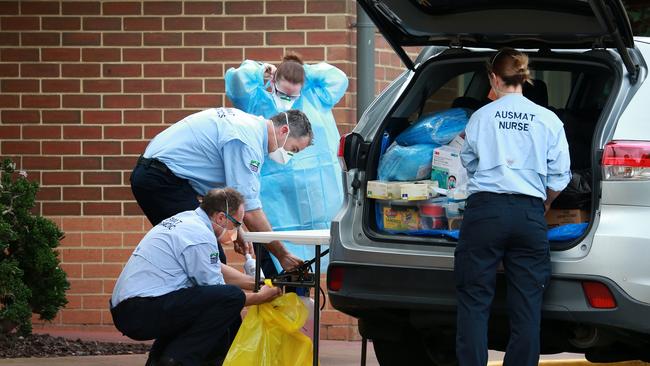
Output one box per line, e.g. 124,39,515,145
273,84,301,101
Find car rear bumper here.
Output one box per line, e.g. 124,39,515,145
327,263,650,335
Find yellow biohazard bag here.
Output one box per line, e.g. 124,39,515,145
223,292,314,366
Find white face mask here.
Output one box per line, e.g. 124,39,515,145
268,112,294,165
214,221,238,245
212,198,239,245
271,84,297,112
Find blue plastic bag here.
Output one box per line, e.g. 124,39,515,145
378,143,437,181
547,223,588,241
225,60,348,273
395,108,470,146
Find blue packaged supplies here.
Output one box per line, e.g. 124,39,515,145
378,143,438,181
395,108,470,146
547,223,588,241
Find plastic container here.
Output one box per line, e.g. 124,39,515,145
419,204,447,230
244,254,265,279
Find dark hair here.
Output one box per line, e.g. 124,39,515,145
200,188,244,217
270,109,313,143
275,52,304,85
486,47,532,87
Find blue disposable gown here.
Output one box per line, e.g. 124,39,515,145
225,60,348,272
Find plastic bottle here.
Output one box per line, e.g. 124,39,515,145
244,254,264,279
300,295,316,341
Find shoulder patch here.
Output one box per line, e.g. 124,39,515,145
249,159,260,172
210,252,219,264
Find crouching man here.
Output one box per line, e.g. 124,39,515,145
110,188,280,366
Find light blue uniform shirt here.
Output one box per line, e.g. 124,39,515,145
111,208,225,308
461,93,571,200
143,108,268,211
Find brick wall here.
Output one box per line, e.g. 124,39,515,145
0,0,409,341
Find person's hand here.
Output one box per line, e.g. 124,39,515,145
258,285,282,303
279,253,303,272
263,63,277,80
233,235,252,256
544,202,551,215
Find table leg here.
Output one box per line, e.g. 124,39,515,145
254,242,261,292
313,244,321,366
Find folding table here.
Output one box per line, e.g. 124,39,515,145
241,229,330,366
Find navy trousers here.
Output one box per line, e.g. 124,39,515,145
130,158,227,264
111,285,245,366
455,192,551,366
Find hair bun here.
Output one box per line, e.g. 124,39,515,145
282,51,304,65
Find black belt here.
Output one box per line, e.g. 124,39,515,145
137,155,172,175
469,191,543,207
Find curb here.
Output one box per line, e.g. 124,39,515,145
488,361,649,366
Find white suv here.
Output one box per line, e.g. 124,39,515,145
328,1,650,365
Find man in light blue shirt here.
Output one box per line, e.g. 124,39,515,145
111,188,281,366
130,108,313,272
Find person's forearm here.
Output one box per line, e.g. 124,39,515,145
221,263,255,291
244,292,266,306
242,208,290,258
544,188,562,213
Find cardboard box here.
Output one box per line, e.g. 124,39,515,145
545,209,589,228
367,180,403,200
448,217,464,230
431,145,468,190
447,135,465,150
382,205,420,231
400,180,439,201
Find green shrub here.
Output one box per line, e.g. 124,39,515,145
0,159,69,335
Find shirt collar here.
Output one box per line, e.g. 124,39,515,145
195,207,213,231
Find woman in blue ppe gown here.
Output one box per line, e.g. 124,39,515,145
225,53,348,274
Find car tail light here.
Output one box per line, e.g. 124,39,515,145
582,281,617,309
602,140,650,180
338,133,351,172
327,266,345,292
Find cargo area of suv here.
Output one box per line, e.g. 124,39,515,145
327,0,650,365
362,52,612,250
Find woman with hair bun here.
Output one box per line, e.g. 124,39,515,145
225,53,348,277
454,48,571,366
